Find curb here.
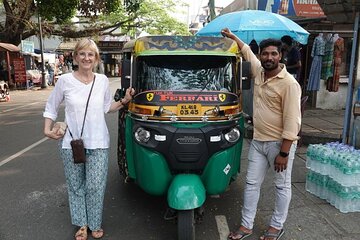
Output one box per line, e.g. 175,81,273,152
301,132,342,145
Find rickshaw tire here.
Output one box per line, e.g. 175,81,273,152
177,209,195,240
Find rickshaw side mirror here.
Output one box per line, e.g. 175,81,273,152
241,61,251,90
121,57,131,90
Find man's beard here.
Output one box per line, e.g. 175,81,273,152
261,60,278,71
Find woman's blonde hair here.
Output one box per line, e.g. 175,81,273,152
73,39,100,66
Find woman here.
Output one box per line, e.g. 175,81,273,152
43,39,134,240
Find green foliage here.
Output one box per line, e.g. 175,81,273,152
106,0,189,36
0,0,190,45
138,0,189,35
124,0,142,12
37,0,80,23
139,0,189,35
105,0,121,14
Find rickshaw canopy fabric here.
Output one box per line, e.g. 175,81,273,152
196,10,310,45
123,36,238,56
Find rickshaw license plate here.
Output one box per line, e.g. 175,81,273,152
177,104,201,116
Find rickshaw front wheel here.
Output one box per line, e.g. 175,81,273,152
177,209,195,240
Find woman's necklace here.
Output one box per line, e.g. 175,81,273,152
76,72,93,84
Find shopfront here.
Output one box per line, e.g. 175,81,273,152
97,36,130,77
0,43,21,88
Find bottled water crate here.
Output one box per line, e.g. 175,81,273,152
305,142,360,213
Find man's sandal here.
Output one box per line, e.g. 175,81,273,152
228,228,253,240
91,229,104,239
75,226,88,240
259,228,284,240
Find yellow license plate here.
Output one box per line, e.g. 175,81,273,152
177,104,201,116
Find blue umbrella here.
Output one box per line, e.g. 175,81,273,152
196,10,309,45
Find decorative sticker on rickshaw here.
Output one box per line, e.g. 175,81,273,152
223,164,231,175
135,36,237,53
134,91,237,106
218,94,226,102
146,93,154,101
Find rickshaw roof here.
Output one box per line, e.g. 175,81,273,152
122,36,238,57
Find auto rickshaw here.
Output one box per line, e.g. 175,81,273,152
115,35,250,240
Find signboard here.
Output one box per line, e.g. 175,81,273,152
13,57,27,83
21,40,34,53
258,0,324,17
97,41,125,52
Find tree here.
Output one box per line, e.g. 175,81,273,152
0,0,189,46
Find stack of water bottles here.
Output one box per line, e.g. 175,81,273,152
306,142,360,213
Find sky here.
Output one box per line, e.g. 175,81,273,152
187,0,233,15
184,0,234,23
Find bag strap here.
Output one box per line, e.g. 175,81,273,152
69,75,96,139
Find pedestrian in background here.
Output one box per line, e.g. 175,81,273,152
43,38,134,240
221,28,301,240
281,35,302,84
46,62,55,86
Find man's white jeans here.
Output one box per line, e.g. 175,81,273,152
241,139,297,230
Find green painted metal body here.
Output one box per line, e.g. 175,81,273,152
167,174,206,210
124,116,244,206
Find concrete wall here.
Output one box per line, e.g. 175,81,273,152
316,78,348,109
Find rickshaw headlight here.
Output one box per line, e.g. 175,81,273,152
224,128,240,143
134,127,151,143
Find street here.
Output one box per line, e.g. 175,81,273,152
1,78,359,240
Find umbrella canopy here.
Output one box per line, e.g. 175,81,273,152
196,10,310,45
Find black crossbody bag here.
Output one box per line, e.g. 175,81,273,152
69,76,95,164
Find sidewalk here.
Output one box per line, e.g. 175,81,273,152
301,108,344,145
244,107,345,145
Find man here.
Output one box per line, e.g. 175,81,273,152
281,35,301,83
221,28,301,240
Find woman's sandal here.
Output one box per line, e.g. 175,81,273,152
91,229,104,239
75,226,88,240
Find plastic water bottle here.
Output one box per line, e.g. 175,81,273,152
306,143,360,213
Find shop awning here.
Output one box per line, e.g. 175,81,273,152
317,0,360,23
0,42,20,52
56,41,78,51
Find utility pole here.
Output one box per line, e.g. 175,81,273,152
208,0,216,22
38,11,47,88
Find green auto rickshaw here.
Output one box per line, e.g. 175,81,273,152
115,35,250,240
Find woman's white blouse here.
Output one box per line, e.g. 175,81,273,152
43,73,112,149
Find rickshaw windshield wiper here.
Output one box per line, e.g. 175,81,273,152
190,76,214,104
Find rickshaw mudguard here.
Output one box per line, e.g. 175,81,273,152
201,118,244,194
201,139,243,195
133,145,173,195
167,174,206,210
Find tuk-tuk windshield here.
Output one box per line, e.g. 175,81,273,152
136,55,236,92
